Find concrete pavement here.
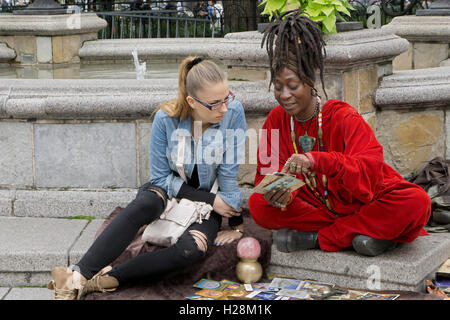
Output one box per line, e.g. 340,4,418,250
0,187,449,300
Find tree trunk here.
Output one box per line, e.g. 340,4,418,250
222,0,260,33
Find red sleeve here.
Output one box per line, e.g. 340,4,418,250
254,108,303,203
309,111,384,204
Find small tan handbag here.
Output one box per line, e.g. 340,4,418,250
142,135,218,247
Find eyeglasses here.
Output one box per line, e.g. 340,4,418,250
191,91,235,111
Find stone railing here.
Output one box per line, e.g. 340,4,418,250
0,79,273,218
375,66,450,176
382,15,450,70
0,13,106,64
78,29,408,128
3,27,450,218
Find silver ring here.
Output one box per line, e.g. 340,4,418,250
289,162,296,172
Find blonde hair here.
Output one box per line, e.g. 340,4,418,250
155,56,226,120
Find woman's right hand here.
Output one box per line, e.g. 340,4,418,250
213,195,239,218
264,187,291,208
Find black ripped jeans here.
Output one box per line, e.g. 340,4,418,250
75,182,222,284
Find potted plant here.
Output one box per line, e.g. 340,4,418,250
259,0,360,34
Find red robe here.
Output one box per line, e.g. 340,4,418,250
248,99,431,251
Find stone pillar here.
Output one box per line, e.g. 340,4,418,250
382,16,450,70
321,29,407,133
0,13,107,65
375,66,450,176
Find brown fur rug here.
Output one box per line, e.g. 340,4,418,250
83,207,442,300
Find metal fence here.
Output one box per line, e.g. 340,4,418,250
97,10,218,39
1,0,433,34
92,0,260,38
348,0,433,26
1,0,262,36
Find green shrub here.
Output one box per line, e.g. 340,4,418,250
260,0,355,34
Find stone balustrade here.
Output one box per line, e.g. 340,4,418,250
77,29,409,134
382,16,450,70
0,13,106,64
374,66,450,176
1,26,450,205
0,79,275,193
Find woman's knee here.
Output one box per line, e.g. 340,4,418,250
392,186,431,239
189,230,208,253
173,230,207,264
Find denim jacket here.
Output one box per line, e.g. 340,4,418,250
149,100,247,211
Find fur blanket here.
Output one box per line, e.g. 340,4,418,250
83,207,273,300
83,207,442,300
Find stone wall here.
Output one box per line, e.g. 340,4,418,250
2,66,449,217
2,71,450,218
383,16,450,70
0,34,97,64
2,28,449,215
376,109,445,175
392,41,449,71
0,79,275,193
374,66,450,176
0,117,269,190
0,13,106,64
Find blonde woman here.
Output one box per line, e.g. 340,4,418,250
47,57,247,299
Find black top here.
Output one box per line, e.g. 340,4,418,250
177,165,244,227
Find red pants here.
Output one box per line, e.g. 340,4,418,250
248,182,431,252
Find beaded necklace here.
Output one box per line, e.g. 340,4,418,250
290,97,337,216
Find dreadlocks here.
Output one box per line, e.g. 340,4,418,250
261,9,328,99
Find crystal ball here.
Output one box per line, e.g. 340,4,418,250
237,237,261,259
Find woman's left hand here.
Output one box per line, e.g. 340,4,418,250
281,154,311,174
214,230,243,246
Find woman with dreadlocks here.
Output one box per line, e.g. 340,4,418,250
248,10,431,256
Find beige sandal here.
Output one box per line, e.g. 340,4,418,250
47,265,118,300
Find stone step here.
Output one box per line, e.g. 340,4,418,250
1,287,54,300
3,188,448,293
0,187,254,219
268,232,450,292
0,216,104,287
0,188,253,287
